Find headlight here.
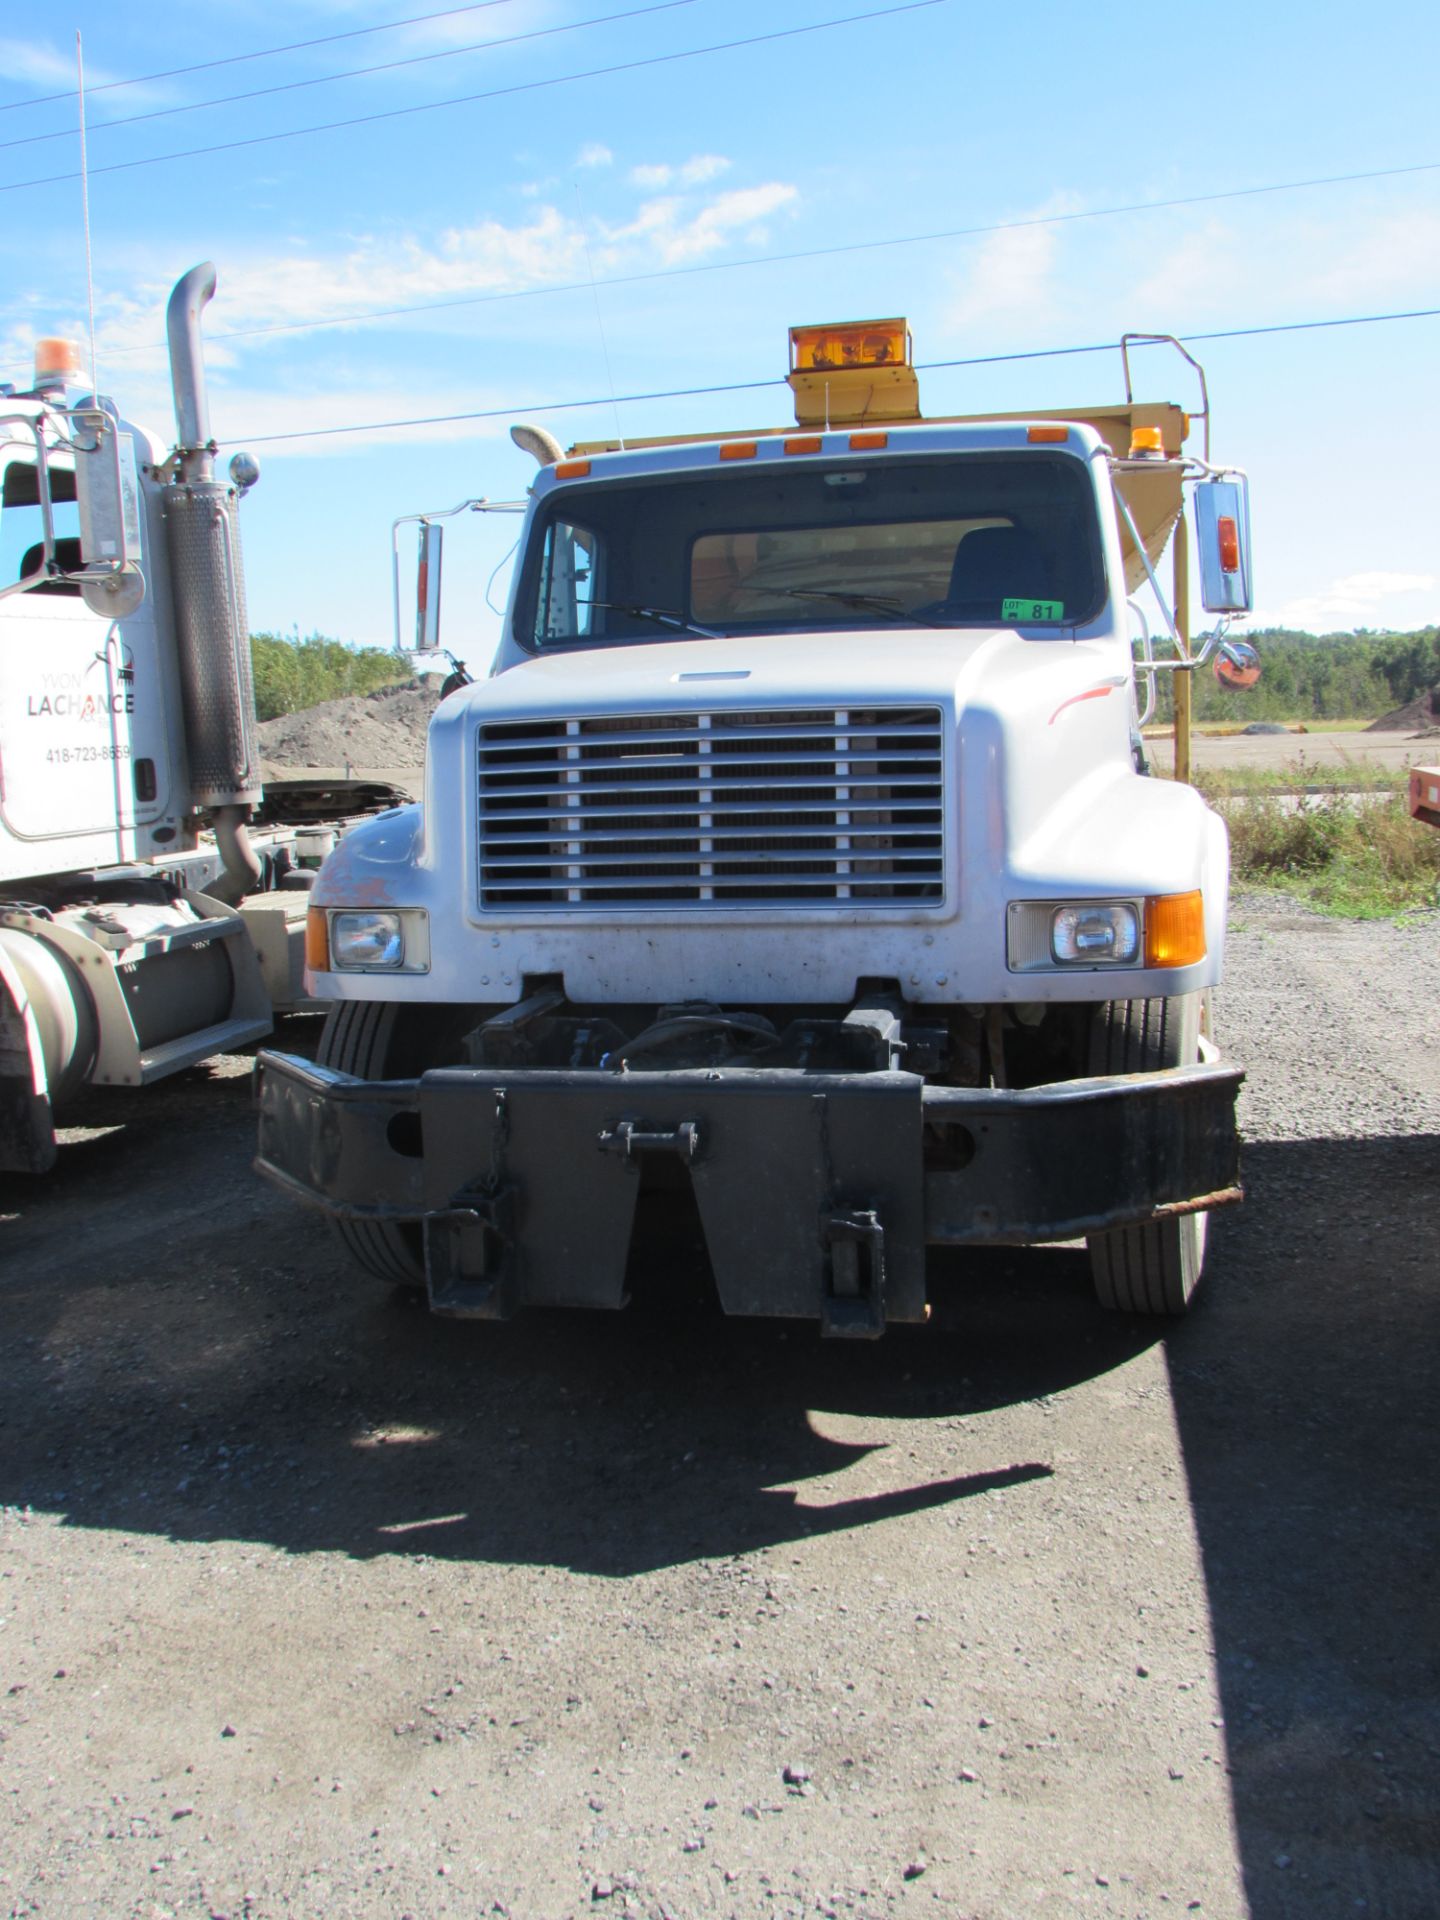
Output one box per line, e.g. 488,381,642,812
331,910,405,969
1050,903,1139,964
1007,898,1142,971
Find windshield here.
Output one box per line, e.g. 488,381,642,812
516,452,1104,648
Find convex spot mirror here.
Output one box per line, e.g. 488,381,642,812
1194,478,1253,614
1214,638,1261,691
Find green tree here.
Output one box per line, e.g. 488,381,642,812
1148,626,1439,725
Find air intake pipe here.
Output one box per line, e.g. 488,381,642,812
162,263,262,899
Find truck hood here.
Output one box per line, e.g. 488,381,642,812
461,627,1090,722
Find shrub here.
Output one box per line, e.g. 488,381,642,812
251,631,411,721
1194,764,1440,915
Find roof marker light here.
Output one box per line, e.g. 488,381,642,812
784,435,823,454
1027,425,1069,443
719,441,758,460
849,430,887,450
553,458,591,479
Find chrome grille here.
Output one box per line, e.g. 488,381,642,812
476,706,946,909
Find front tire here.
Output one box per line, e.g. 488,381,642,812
316,1000,481,1290
1085,994,1209,1315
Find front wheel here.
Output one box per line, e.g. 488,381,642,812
1085,994,1210,1316
316,1000,482,1290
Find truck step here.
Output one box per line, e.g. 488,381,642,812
137,1015,273,1083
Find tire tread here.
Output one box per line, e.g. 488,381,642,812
1086,995,1204,1317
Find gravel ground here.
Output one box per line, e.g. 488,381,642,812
2,896,1437,1920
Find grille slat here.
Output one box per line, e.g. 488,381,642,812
482,822,940,850
477,705,946,910
477,797,945,825
479,772,946,803
480,747,944,778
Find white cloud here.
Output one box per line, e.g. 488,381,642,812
941,194,1083,335
679,154,730,187
576,143,613,169
5,166,799,453
65,163,793,375
61,206,588,369
629,154,731,190
603,182,797,266
1257,570,1438,631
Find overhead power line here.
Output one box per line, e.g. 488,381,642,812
0,0,704,153
91,159,1440,358
0,0,948,194
0,0,525,112
223,304,1440,447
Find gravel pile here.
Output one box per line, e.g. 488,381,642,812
1368,687,1440,733
257,680,441,770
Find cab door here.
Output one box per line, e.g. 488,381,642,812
0,439,171,855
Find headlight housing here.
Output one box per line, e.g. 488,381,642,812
310,908,431,973
1007,893,1205,972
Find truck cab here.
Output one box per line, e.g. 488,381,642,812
257,319,1254,1332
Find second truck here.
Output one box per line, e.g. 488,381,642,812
1,265,395,1175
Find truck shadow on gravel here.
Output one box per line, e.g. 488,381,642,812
1164,1132,1440,1920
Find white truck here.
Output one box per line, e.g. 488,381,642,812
0,264,389,1175
256,318,1255,1331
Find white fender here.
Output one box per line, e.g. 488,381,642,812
0,937,59,1174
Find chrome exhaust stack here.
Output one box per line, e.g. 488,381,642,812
161,263,262,895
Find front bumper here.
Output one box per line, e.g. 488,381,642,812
255,1051,1242,1334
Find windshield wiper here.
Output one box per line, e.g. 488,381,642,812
575,601,720,640
734,585,942,627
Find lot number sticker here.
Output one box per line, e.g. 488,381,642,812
1002,597,1065,622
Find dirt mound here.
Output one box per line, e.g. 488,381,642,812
257,679,441,769
1368,688,1440,732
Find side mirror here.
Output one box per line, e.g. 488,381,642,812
72,409,146,617
1194,478,1253,613
1214,637,1261,691
415,521,443,652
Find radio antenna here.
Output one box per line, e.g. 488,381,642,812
574,182,624,452
76,31,99,397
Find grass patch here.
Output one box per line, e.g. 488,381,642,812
1197,754,1401,797
1192,765,1440,916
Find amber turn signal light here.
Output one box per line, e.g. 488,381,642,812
1145,891,1206,968
305,907,331,973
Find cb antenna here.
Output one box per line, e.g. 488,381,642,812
76,31,99,397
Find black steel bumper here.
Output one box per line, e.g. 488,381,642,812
254,1049,1242,1334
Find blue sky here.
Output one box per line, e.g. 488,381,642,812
2,0,1437,657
